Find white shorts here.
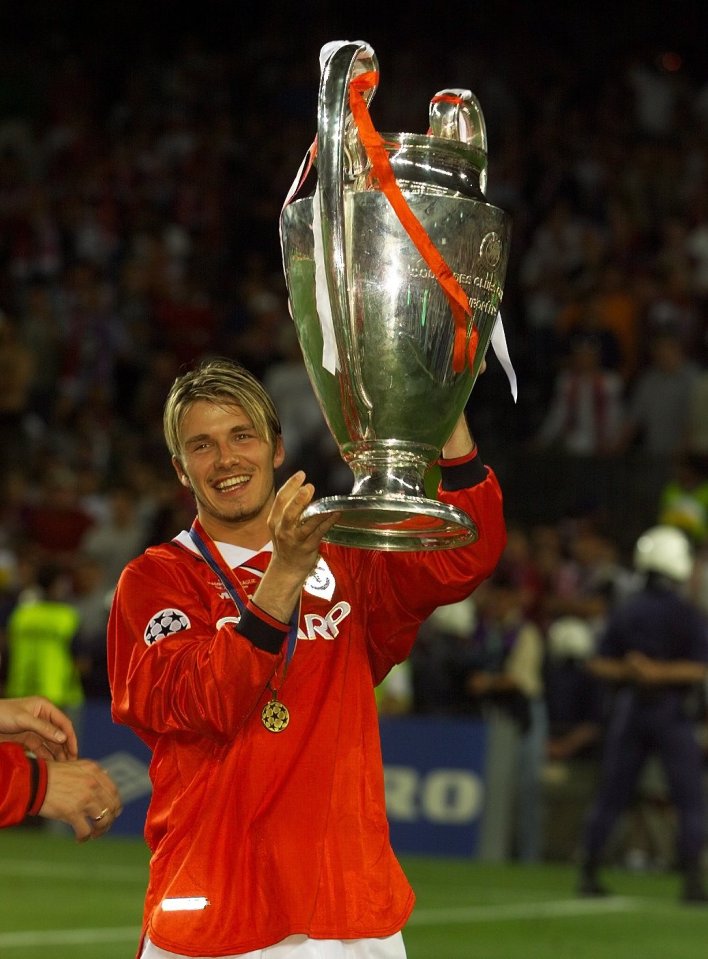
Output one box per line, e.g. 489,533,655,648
140,931,407,959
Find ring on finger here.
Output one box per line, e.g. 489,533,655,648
93,807,110,822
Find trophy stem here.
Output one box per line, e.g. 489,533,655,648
302,441,478,550
346,442,434,499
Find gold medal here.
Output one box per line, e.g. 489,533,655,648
261,697,290,733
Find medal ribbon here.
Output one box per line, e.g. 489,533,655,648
188,520,299,673
348,71,476,373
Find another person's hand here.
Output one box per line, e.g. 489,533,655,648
39,759,122,842
0,696,78,760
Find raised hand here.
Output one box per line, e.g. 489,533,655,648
252,471,340,624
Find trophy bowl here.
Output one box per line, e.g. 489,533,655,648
279,41,511,550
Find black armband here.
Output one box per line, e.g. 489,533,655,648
439,449,488,491
26,754,41,816
238,603,289,654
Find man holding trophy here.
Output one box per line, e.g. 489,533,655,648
108,40,512,959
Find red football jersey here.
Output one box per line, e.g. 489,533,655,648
108,464,505,956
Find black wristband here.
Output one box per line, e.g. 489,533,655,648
439,454,488,491
238,606,288,654
26,754,40,815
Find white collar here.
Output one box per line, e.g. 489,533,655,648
173,529,273,569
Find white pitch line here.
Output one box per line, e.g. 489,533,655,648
0,927,140,948
0,897,646,949
409,896,642,924
0,859,146,882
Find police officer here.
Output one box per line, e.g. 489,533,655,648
578,525,708,903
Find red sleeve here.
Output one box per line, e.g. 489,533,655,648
0,743,48,827
107,550,288,745
337,463,506,684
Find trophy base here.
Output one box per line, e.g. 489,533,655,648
302,494,478,551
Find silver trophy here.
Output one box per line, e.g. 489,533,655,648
280,41,511,550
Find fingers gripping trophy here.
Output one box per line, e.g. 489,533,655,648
280,40,513,550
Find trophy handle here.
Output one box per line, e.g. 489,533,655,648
317,42,378,418
429,89,488,195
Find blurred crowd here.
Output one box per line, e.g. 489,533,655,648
383,517,708,867
0,12,708,861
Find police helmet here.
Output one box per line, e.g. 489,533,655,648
633,525,694,583
547,616,595,660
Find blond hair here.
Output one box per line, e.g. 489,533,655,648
163,357,281,459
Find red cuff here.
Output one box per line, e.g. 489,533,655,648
246,600,291,632
437,445,478,467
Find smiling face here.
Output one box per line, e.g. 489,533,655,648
172,399,285,545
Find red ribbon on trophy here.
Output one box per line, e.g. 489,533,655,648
347,71,478,373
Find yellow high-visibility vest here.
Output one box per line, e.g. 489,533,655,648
6,599,84,707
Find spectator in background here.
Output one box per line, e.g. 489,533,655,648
79,483,148,590
644,263,703,359
586,263,642,383
411,596,478,716
22,465,94,567
685,200,708,308
555,288,624,377
375,660,414,717
578,525,708,903
532,330,625,457
492,524,546,624
153,269,220,368
687,368,708,456
461,571,547,863
545,615,603,762
0,468,32,555
72,553,112,699
223,286,290,381
55,260,122,409
517,196,595,393
658,454,708,620
0,310,40,473
623,52,686,139
543,525,636,639
614,329,699,458
4,563,85,751
657,453,708,547
17,278,63,421
525,524,568,633
543,615,604,863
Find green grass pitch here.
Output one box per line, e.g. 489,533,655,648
2,828,708,958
